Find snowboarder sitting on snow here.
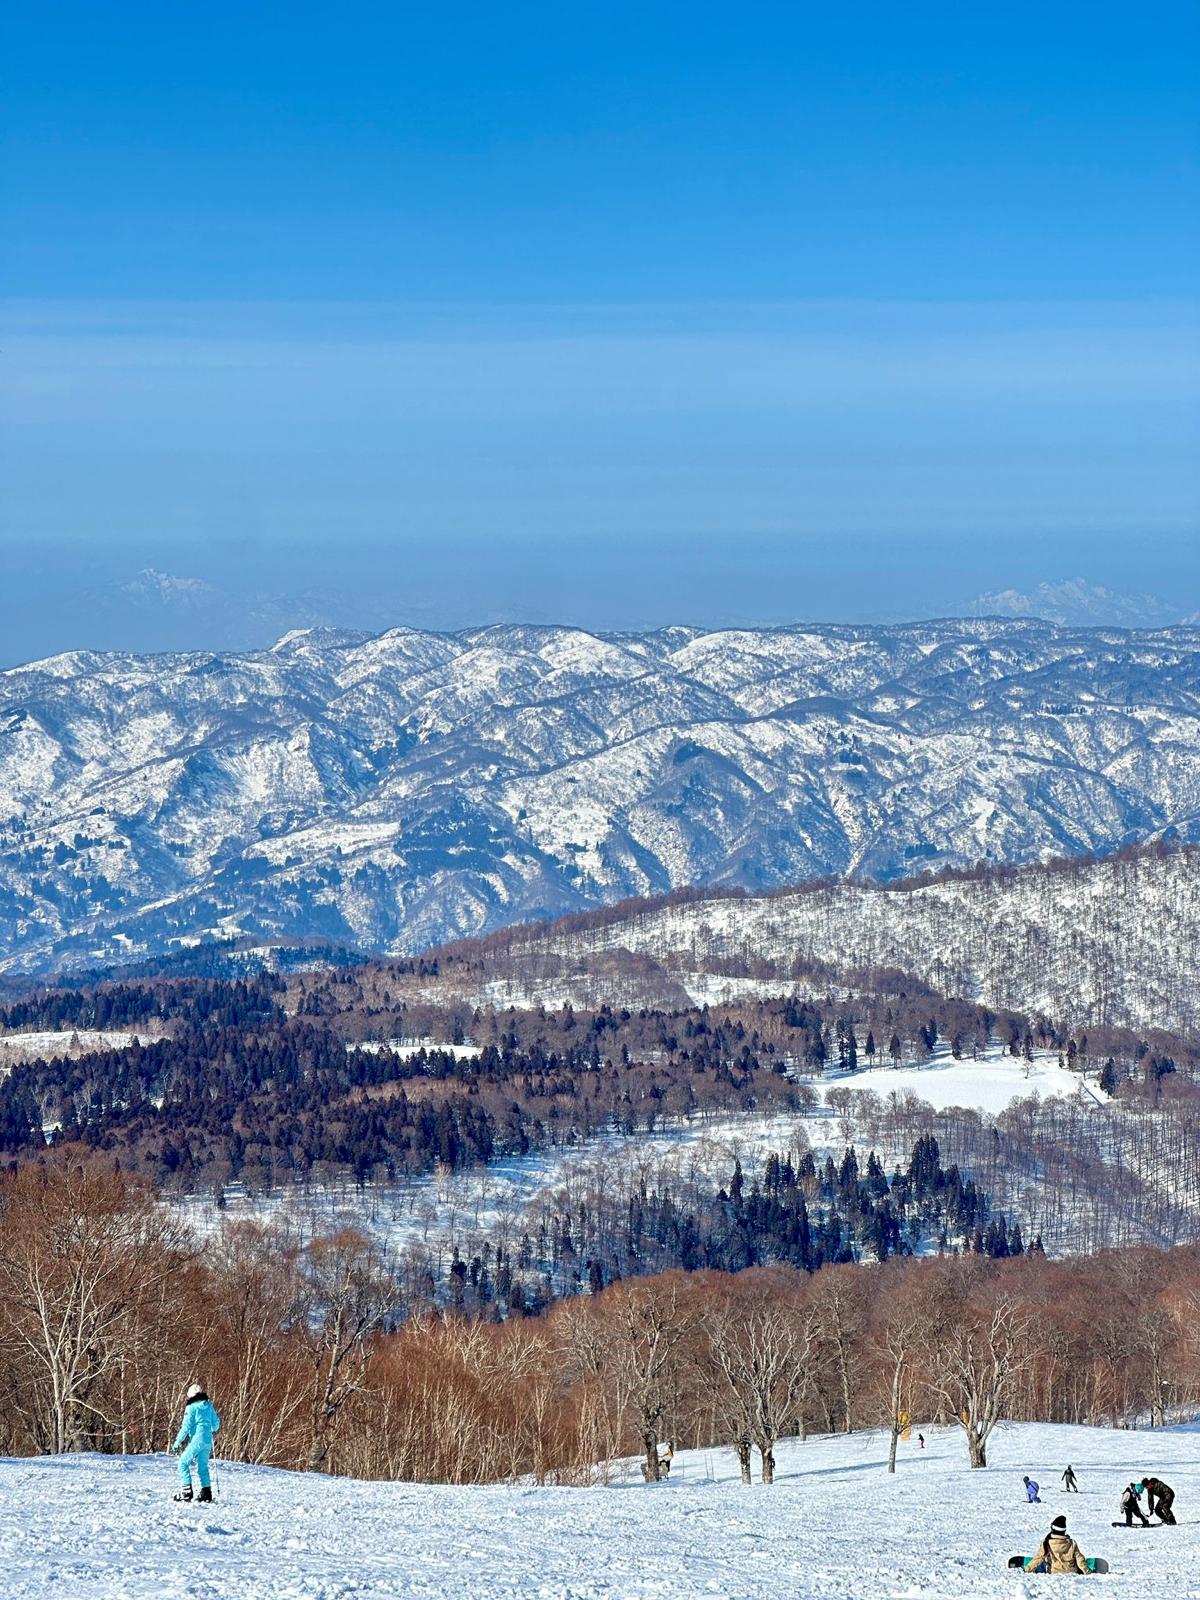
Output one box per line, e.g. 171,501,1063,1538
1062,1464,1079,1492
1023,1475,1042,1503
1024,1515,1092,1575
1138,1477,1176,1524
173,1382,221,1503
1121,1483,1150,1527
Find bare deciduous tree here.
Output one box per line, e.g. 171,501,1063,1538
869,1270,928,1474
296,1229,398,1472
704,1271,816,1483
924,1265,1031,1468
0,1163,193,1454
598,1275,699,1482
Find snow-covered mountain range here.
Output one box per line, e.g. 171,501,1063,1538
4,618,1200,975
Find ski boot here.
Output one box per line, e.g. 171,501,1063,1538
198,1486,213,1504
173,1487,193,1502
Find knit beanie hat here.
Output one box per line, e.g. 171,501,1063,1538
186,1382,205,1400
1050,1516,1067,1535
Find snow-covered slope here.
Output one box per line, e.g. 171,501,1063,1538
5,618,1200,974
457,846,1200,1034
1,1422,1195,1598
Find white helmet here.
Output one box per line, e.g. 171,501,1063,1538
186,1383,205,1400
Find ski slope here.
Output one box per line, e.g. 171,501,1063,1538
1,1421,1197,1598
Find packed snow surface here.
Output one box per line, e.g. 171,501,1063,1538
2,1422,1197,1598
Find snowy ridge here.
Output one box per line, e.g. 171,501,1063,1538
453,846,1200,1034
5,618,1200,974
1,1422,1196,1597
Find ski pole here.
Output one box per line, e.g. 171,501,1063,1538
212,1451,222,1504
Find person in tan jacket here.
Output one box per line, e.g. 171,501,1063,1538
1024,1515,1092,1575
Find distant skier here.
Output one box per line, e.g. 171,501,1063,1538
917,1433,925,1450
1139,1477,1176,1524
1023,1515,1092,1575
1120,1483,1150,1527
1062,1464,1079,1492
172,1382,221,1503
1023,1475,1042,1503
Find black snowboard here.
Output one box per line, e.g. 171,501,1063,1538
1008,1556,1109,1573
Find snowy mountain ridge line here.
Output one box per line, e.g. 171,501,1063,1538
5,617,1200,974
437,845,1200,1035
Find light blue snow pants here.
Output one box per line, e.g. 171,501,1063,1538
178,1437,212,1490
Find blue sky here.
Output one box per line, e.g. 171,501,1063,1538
1,1,1198,659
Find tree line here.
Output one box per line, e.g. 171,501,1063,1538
432,1133,1030,1320
1,1158,1196,1487
0,981,1026,1193
0,972,285,1035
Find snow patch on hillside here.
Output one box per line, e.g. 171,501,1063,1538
344,1039,482,1060
825,1041,1102,1116
178,1042,1091,1265
0,1029,153,1062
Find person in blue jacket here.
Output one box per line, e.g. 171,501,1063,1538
1023,1475,1042,1503
173,1382,221,1503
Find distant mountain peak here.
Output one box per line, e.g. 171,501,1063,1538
967,578,1186,629
119,568,218,608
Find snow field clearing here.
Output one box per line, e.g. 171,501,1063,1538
178,1109,813,1255
0,1030,153,1060
0,1030,157,1085
1,1422,1197,1598
344,1039,483,1060
821,1040,1104,1116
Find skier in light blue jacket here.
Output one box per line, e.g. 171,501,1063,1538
173,1382,221,1502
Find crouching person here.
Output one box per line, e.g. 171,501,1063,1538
173,1382,221,1503
1121,1483,1150,1527
1024,1515,1091,1575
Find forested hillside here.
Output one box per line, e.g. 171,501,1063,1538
2,946,1198,1295
423,843,1200,1034
2,1157,1199,1493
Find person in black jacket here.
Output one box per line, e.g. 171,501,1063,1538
1062,1464,1079,1492
1140,1478,1177,1524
